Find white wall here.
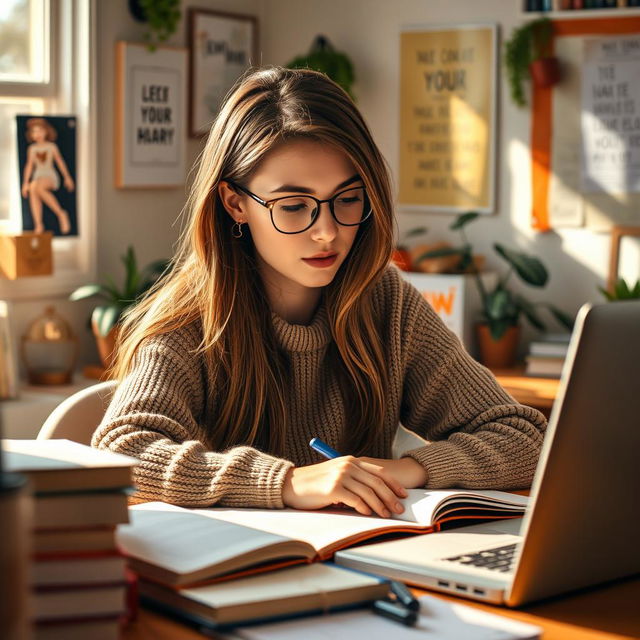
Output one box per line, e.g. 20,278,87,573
262,0,615,346
6,0,625,376
6,0,263,374
95,0,263,287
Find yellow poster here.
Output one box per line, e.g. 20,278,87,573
399,25,496,212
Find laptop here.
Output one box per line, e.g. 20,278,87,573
335,301,640,606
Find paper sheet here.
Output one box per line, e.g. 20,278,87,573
230,594,540,640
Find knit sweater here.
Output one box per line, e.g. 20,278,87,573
92,265,546,508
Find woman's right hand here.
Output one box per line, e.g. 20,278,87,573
282,456,408,518
21,183,29,198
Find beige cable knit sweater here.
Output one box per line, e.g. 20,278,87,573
92,265,546,508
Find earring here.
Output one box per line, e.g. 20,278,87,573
232,221,244,239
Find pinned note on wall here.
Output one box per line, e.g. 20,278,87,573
531,16,640,232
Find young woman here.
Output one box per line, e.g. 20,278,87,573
93,67,546,518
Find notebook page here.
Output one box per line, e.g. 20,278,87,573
396,490,529,524
118,503,306,575
187,503,428,554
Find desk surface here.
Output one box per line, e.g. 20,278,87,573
491,367,560,411
122,574,640,640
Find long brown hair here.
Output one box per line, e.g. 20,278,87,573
113,67,395,456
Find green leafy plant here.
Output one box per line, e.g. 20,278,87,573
504,16,553,107
138,0,181,51
286,35,356,99
417,212,574,340
69,247,169,337
598,278,640,301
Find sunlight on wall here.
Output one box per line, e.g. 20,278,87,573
508,137,533,234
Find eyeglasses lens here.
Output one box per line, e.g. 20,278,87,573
271,187,371,233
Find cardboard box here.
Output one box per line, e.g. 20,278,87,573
400,271,497,354
0,232,53,279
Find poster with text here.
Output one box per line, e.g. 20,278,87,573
399,24,496,213
189,9,257,137
581,36,640,195
115,42,187,188
16,115,78,236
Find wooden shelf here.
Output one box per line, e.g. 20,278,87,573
491,366,559,415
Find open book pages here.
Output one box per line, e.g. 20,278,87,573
118,490,528,587
139,563,389,627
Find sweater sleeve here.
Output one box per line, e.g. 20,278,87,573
396,278,547,490
91,329,293,508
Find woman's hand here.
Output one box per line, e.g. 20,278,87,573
21,183,29,198
359,457,428,489
282,456,408,518
64,176,75,191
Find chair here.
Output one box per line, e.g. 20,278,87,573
37,380,118,445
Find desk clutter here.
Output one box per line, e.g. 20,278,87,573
2,439,137,640
1,439,535,637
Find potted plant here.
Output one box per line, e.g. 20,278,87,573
69,247,169,371
418,212,573,368
286,35,356,99
129,0,181,52
504,16,560,108
598,278,640,301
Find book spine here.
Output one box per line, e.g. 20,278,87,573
34,549,122,561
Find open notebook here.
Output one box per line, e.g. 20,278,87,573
117,489,528,587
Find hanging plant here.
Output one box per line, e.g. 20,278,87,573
129,0,182,52
286,35,356,100
504,16,560,108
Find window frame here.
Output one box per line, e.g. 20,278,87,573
0,0,97,300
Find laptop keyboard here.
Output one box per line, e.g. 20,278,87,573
442,543,518,573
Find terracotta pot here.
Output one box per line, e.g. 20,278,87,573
92,318,120,371
476,324,520,369
410,242,461,274
391,248,412,272
529,57,561,88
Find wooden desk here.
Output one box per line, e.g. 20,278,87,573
491,367,560,418
123,575,640,640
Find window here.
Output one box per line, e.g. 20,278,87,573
0,0,97,299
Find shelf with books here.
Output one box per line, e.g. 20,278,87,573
522,0,640,11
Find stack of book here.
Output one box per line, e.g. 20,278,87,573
525,333,571,378
2,439,137,640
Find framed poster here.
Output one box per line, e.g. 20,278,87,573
399,24,497,213
115,42,188,189
16,114,78,236
188,8,258,138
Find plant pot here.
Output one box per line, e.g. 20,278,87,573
92,318,120,371
529,57,561,88
476,324,520,369
391,248,412,272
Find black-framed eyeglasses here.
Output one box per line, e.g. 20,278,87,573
226,180,373,235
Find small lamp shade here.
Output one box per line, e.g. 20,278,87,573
21,306,78,385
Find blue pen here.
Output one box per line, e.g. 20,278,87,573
309,437,341,460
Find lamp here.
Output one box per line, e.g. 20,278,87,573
21,306,78,385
